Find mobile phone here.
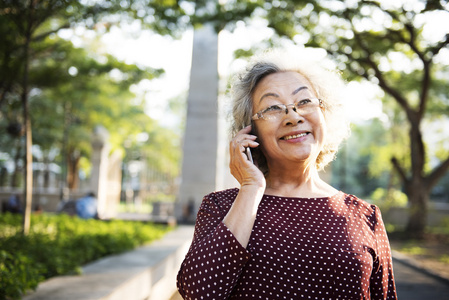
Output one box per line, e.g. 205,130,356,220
246,122,256,164
245,147,253,163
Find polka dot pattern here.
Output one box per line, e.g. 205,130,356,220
177,188,397,299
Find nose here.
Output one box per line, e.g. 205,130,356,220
283,105,303,125
284,104,297,115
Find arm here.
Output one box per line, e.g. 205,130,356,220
177,126,266,299
369,206,398,300
225,125,266,247
176,191,252,299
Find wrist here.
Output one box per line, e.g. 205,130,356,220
240,182,266,196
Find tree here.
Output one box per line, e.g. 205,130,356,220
28,36,163,190
214,0,449,235
308,1,448,236
0,0,188,234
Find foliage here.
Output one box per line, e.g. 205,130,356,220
0,0,192,234
370,187,408,211
0,212,172,299
0,25,182,189
439,254,449,264
399,245,426,255
330,118,399,198
0,250,43,300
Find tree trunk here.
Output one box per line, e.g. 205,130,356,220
404,117,426,236
22,3,33,236
43,156,50,188
405,181,429,237
67,152,80,190
11,142,22,187
22,116,33,235
60,101,70,200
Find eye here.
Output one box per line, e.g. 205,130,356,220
296,99,312,107
263,104,284,113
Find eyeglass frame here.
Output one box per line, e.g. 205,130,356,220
251,98,325,121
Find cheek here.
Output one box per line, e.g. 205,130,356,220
254,125,275,153
316,117,327,144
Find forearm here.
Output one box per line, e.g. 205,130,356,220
223,185,265,248
177,190,255,299
177,222,251,299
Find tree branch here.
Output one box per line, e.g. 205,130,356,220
32,23,71,42
418,59,431,119
366,2,435,122
426,155,449,189
351,29,413,117
391,157,408,184
430,34,449,56
403,23,429,63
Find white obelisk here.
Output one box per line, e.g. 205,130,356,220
176,24,219,223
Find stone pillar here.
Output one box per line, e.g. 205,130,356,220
176,24,219,223
90,126,110,219
103,150,123,218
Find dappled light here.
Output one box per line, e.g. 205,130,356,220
0,0,448,299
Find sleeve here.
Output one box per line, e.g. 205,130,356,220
369,205,398,300
176,192,252,300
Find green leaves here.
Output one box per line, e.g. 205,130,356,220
0,249,44,300
0,213,172,299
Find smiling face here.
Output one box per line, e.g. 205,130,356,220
252,71,327,171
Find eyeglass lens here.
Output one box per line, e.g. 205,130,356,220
261,99,320,120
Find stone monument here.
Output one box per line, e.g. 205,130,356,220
90,125,110,218
176,24,219,223
90,126,122,219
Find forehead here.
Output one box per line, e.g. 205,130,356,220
253,71,314,100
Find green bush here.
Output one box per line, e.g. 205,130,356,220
0,213,172,300
0,250,43,300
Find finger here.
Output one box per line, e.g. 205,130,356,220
232,128,257,145
239,124,257,136
230,139,259,153
239,124,252,134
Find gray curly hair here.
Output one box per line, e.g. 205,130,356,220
230,49,350,172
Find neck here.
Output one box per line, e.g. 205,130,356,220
265,162,337,198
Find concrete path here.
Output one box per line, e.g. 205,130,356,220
394,257,449,300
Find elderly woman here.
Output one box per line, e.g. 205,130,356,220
177,50,397,299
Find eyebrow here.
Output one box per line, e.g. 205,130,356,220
259,86,309,103
292,86,308,95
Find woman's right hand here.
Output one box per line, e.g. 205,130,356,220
229,125,266,189
226,125,266,247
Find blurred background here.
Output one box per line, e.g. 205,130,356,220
0,0,448,298
1,0,448,233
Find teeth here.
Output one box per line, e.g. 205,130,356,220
283,133,308,140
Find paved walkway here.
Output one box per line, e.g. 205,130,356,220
394,257,449,300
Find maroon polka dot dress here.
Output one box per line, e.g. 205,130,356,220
177,188,397,299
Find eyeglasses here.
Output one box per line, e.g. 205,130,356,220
251,98,324,121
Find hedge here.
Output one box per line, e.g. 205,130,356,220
0,213,172,300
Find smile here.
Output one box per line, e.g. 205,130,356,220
281,132,309,140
